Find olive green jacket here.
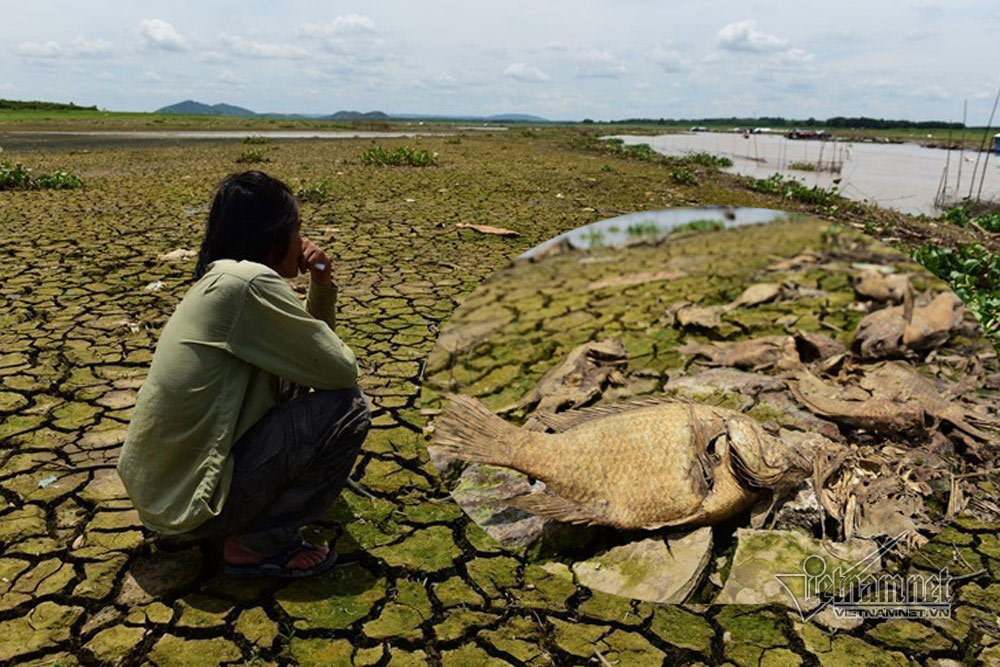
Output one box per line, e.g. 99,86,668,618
116,259,358,534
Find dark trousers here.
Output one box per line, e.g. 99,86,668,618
187,383,370,557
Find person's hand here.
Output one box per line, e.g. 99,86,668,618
299,237,333,287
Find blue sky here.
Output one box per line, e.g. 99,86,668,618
2,0,998,121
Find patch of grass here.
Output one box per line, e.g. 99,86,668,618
670,166,698,186
748,173,841,208
912,243,1000,333
0,160,82,190
626,220,658,237
444,137,462,145
242,135,271,145
787,161,817,171
679,152,733,169
670,219,725,234
360,145,436,167
624,143,657,160
570,135,660,162
235,149,270,164
296,180,333,204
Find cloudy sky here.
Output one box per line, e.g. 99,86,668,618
2,0,998,121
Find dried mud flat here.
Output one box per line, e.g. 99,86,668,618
1,134,1000,666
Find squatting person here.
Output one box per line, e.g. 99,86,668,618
117,170,370,578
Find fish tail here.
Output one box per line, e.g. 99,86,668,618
431,394,521,467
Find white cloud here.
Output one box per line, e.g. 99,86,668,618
15,41,63,58
574,49,627,78
138,70,163,82
770,47,815,67
220,35,308,59
503,62,550,82
69,37,113,57
217,69,246,84
139,19,188,52
296,14,377,37
717,20,788,52
16,36,113,59
649,44,691,73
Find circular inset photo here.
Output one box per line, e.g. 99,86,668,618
420,207,1000,613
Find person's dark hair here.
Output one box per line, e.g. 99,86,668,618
193,171,300,280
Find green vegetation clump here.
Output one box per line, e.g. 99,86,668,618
748,173,840,207
0,161,82,190
236,149,270,164
670,219,725,234
360,145,436,167
941,206,1000,233
670,167,698,186
0,99,97,112
570,136,659,162
912,243,1000,333
242,135,271,145
296,180,333,204
626,220,658,237
679,152,733,168
787,161,817,171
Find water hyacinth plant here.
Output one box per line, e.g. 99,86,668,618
1,160,82,190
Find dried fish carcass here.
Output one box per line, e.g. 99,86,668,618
431,395,817,530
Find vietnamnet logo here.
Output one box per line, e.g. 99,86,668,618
774,531,985,621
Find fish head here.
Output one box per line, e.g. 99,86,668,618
726,418,812,491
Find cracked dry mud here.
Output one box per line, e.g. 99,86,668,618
1,133,999,666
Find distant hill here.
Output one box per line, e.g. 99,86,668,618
155,100,257,117
153,100,551,123
323,110,391,121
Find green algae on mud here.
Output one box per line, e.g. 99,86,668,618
1,129,999,665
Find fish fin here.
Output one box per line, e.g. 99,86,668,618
641,510,710,531
505,492,608,526
430,394,522,467
535,396,680,432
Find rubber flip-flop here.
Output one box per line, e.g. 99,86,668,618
224,539,338,579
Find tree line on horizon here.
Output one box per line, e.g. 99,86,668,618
597,116,967,129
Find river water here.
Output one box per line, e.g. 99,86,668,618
518,206,797,259
607,132,1000,216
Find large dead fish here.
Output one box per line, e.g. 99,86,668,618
788,370,927,438
858,361,996,443
854,269,910,303
852,293,965,358
431,395,814,530
678,332,845,371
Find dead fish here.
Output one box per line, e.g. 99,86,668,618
854,269,910,303
678,335,798,371
663,302,722,330
788,370,927,438
678,332,844,371
858,361,995,443
502,338,627,415
852,292,965,358
764,248,821,272
431,395,814,530
723,283,784,311
901,293,964,350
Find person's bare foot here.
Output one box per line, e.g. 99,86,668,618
223,535,329,570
